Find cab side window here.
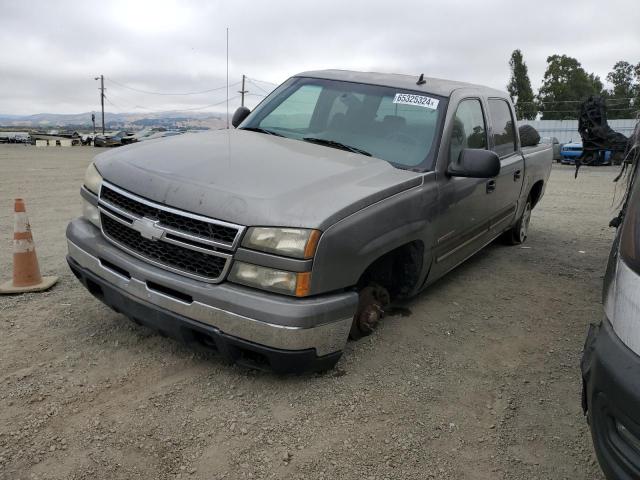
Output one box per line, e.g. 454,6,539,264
488,99,516,157
449,99,487,163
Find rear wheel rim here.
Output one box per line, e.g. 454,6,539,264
519,202,532,242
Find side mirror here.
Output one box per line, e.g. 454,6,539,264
232,106,251,128
447,149,501,178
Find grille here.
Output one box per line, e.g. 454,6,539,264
101,185,238,245
101,215,227,280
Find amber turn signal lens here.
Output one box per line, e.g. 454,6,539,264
295,272,312,297
303,230,321,259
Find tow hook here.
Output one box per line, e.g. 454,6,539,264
349,283,391,339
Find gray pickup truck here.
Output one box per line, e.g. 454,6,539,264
66,70,552,373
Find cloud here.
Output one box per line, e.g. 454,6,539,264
1,0,638,114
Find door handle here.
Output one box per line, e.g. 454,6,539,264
486,180,496,193
514,169,522,180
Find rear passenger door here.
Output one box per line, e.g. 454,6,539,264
487,98,524,232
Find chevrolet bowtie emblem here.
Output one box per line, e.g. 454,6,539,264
131,217,164,241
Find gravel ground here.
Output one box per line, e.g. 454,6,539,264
0,144,620,480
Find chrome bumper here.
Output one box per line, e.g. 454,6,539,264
67,239,353,356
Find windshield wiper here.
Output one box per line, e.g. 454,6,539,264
242,127,284,137
302,137,371,157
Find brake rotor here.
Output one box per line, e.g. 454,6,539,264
349,283,391,339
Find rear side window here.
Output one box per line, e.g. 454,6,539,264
488,99,516,157
449,99,487,163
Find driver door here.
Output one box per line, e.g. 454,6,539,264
431,98,495,278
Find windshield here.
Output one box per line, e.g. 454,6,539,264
241,77,446,169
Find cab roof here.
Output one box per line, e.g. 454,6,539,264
295,69,508,99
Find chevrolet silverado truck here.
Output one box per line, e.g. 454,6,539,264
66,70,552,373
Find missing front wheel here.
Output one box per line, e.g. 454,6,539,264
349,283,391,340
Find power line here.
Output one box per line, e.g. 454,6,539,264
102,94,124,110
245,79,271,94
106,83,233,111
103,89,138,107
248,77,278,87
102,90,156,112
97,73,265,114
102,93,241,114
147,95,242,113
105,77,240,96
196,95,240,111
106,80,236,110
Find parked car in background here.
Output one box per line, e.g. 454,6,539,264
582,157,640,479
135,129,185,142
94,131,137,147
560,141,583,164
0,132,31,144
94,133,121,148
94,129,185,147
561,141,612,165
66,69,552,373
541,136,562,162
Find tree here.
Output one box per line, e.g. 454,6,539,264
537,55,605,120
605,61,636,119
507,49,537,120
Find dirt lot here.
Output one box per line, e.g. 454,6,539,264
0,144,620,479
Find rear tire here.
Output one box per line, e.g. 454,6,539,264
504,198,532,245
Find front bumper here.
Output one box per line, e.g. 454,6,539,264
582,319,640,479
66,218,358,373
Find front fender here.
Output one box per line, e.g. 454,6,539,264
309,178,438,295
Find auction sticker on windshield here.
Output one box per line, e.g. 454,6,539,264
393,93,439,110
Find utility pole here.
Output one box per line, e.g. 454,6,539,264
238,75,248,107
94,75,105,134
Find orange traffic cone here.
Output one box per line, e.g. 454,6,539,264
0,199,58,294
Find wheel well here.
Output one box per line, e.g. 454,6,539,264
358,241,424,300
529,180,544,208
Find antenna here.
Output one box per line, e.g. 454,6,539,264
417,73,426,85
226,27,229,129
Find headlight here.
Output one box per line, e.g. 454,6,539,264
82,197,101,228
84,163,103,195
229,261,311,297
620,180,639,272
605,257,640,356
606,180,640,356
242,227,321,259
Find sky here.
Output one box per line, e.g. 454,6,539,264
1,0,639,116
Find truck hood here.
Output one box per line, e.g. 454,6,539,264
95,129,422,229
